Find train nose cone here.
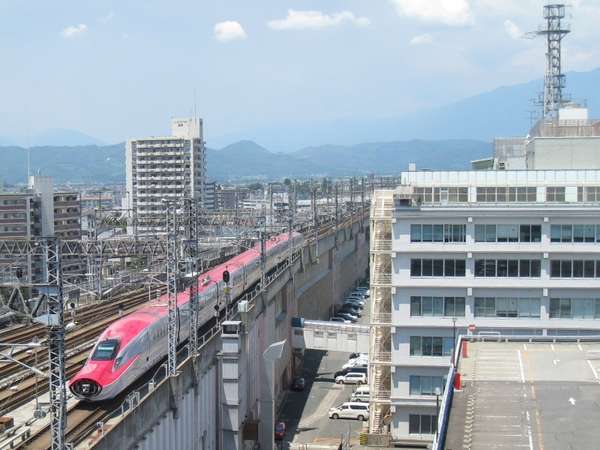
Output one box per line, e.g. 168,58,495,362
71,379,102,398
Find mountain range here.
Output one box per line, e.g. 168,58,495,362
1,67,599,183
0,139,492,184
209,68,600,151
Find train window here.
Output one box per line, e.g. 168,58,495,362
91,339,119,360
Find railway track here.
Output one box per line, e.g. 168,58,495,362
0,289,167,415
5,218,366,449
0,287,162,345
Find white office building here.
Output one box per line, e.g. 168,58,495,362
126,118,206,235
370,169,600,446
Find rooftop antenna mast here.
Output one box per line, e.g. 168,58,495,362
529,3,570,119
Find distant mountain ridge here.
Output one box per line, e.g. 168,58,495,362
208,68,600,151
0,139,491,184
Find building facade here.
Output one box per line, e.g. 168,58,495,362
370,169,600,445
126,118,206,235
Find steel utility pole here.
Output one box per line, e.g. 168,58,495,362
44,238,67,450
165,202,179,376
183,199,199,355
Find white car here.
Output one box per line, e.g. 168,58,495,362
329,402,369,421
335,372,367,385
351,386,370,402
342,357,368,370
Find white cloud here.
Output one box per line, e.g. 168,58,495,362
214,21,247,42
268,10,370,31
503,19,522,40
390,0,473,26
99,11,115,24
409,33,434,45
61,24,88,39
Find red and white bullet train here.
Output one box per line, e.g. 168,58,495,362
70,232,303,401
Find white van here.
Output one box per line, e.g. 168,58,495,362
351,386,370,402
329,402,369,421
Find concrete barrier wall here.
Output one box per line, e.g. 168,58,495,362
91,217,369,450
92,337,221,450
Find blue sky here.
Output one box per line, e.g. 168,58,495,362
1,0,599,147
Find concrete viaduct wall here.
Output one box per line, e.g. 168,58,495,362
91,217,369,450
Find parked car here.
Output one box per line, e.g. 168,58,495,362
292,377,306,391
330,317,351,324
335,372,367,385
329,402,370,421
347,293,366,301
334,366,368,379
351,386,370,402
349,353,368,360
343,355,368,367
342,360,368,371
344,300,364,309
340,303,361,313
336,312,358,322
340,307,361,318
274,421,286,440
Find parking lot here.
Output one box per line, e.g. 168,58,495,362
279,289,370,449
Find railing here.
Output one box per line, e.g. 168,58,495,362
370,351,392,363
371,240,392,251
370,389,391,402
370,312,392,324
431,365,456,450
371,272,391,285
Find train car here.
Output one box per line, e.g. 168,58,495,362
70,231,304,401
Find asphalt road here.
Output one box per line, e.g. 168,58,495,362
278,301,369,449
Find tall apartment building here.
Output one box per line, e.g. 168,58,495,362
370,169,600,446
0,177,82,283
0,192,42,283
126,118,206,235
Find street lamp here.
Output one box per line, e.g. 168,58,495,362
260,340,287,450
434,386,442,439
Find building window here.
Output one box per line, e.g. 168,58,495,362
474,259,541,277
409,376,446,396
546,187,566,202
410,224,466,243
410,259,466,277
410,336,454,356
476,187,536,203
550,224,598,243
550,260,600,278
409,414,438,435
410,296,465,317
474,297,541,318
550,298,600,319
413,187,468,204
578,186,600,202
474,224,541,243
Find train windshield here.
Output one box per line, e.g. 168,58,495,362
91,339,120,361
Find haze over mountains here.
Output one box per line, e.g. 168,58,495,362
1,68,599,183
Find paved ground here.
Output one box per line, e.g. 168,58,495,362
444,341,600,450
278,302,369,449
279,349,367,448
